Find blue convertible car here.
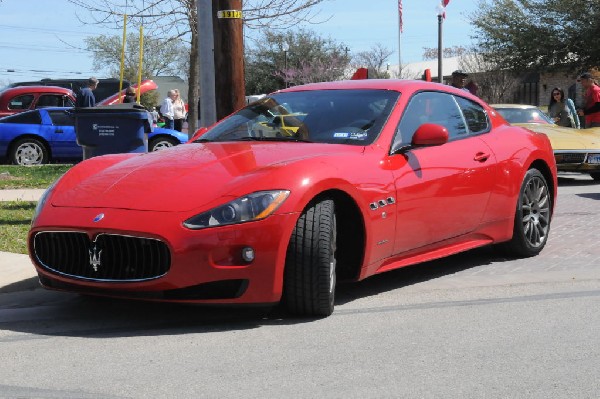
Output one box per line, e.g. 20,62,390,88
0,107,189,165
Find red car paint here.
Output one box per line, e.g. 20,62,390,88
28,79,558,315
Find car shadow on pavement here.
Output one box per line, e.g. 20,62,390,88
0,246,511,337
557,176,598,186
335,245,502,306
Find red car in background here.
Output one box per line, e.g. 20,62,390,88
0,80,158,118
29,79,558,317
0,86,75,117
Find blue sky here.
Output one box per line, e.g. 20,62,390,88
0,0,477,84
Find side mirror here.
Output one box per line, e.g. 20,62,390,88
412,123,449,147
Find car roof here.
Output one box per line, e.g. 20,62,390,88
0,85,74,96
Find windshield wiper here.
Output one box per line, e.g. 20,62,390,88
193,138,213,143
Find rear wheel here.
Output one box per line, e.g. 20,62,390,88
10,138,49,165
503,168,551,257
149,137,178,152
283,199,336,317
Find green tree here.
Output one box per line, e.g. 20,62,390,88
85,33,187,107
245,29,350,94
470,0,600,72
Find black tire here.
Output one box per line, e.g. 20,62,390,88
149,137,178,152
590,172,600,181
283,199,337,317
10,138,49,165
503,168,551,257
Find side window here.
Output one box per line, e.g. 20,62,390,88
455,96,490,134
3,111,42,124
8,94,34,110
394,91,467,147
48,111,74,126
36,95,63,108
65,97,75,108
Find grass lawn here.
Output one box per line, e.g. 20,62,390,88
0,201,36,254
0,165,72,254
0,164,72,189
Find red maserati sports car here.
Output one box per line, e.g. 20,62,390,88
29,80,558,317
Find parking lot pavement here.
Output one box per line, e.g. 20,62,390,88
1,174,599,295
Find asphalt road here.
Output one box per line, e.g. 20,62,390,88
1,174,599,399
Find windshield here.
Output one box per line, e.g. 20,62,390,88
495,107,553,124
197,89,399,145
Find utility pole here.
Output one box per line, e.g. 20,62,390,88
213,0,245,120
197,0,217,127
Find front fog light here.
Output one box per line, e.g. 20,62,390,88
242,247,255,262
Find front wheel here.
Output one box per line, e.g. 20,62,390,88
283,199,337,317
10,138,49,165
503,168,552,257
149,137,178,152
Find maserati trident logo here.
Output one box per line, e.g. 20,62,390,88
89,245,102,272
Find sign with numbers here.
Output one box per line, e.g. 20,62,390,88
217,10,243,19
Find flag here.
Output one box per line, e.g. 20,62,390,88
398,0,403,33
442,0,450,18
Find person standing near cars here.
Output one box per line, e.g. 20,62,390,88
123,86,137,103
548,87,576,128
577,72,600,128
172,89,187,132
160,90,176,130
450,70,470,92
75,77,98,107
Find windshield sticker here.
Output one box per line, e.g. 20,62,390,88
332,131,368,140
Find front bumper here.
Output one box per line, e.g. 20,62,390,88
554,150,600,173
29,205,299,304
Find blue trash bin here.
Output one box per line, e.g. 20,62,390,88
73,103,154,160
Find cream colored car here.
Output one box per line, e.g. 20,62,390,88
493,104,600,180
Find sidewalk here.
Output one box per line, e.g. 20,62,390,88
0,189,42,293
0,189,45,202
0,251,38,293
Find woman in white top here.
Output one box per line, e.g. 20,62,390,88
172,89,187,132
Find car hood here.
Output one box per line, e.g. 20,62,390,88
51,142,361,212
516,123,600,150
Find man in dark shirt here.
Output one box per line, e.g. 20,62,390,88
75,77,99,107
450,70,470,93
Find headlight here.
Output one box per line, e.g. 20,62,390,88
183,190,290,230
31,175,63,226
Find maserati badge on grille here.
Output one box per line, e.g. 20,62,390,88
93,213,105,222
89,246,102,272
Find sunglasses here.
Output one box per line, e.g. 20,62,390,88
552,92,561,96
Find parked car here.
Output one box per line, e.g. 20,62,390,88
29,80,557,317
0,86,75,118
0,80,158,119
2,78,131,103
0,107,188,165
493,104,600,180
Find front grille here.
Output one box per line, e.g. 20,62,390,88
33,232,171,281
556,153,585,164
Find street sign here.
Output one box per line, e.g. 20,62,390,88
217,10,243,19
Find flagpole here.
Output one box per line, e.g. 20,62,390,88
398,0,403,75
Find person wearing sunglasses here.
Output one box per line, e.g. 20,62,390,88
548,87,577,128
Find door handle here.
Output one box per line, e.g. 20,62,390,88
473,152,490,162
55,129,63,133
